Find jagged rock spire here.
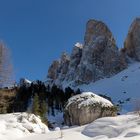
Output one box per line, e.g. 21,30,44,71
124,17,140,61
47,19,127,87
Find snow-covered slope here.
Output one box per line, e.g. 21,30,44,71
82,113,140,138
73,62,140,112
7,113,140,140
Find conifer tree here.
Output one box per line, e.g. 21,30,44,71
40,100,48,124
32,93,40,116
75,88,81,95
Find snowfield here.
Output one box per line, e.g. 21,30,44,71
82,114,140,139
76,62,140,112
19,113,140,140
1,113,140,140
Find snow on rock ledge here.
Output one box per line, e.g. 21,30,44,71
75,42,83,48
64,92,117,126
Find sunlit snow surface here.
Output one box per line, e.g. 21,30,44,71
76,62,140,112
66,92,113,109
2,113,139,140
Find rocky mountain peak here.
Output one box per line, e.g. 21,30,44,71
84,19,116,46
75,19,125,84
60,52,70,63
47,60,60,80
124,17,140,61
47,19,127,87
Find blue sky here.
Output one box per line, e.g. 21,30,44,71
0,0,140,81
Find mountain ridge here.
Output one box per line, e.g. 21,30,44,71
47,18,140,87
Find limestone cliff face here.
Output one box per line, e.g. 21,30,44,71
84,19,116,46
47,60,60,80
47,52,70,84
65,43,83,82
47,19,127,87
75,20,125,84
124,18,140,61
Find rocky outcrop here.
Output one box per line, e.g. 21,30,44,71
47,19,127,87
124,18,140,61
47,60,60,80
47,52,70,83
65,43,83,81
84,19,116,46
59,52,70,76
64,92,117,126
75,20,126,83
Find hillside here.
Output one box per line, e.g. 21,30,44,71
46,18,140,113
77,62,140,112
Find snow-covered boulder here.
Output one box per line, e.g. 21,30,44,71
64,92,117,126
17,113,49,134
0,112,49,140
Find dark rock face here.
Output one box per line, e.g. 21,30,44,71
47,52,70,84
47,19,127,86
59,52,70,76
65,43,83,81
47,60,60,80
124,18,140,61
77,20,127,83
84,19,116,46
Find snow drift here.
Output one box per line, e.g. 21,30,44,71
0,113,49,140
